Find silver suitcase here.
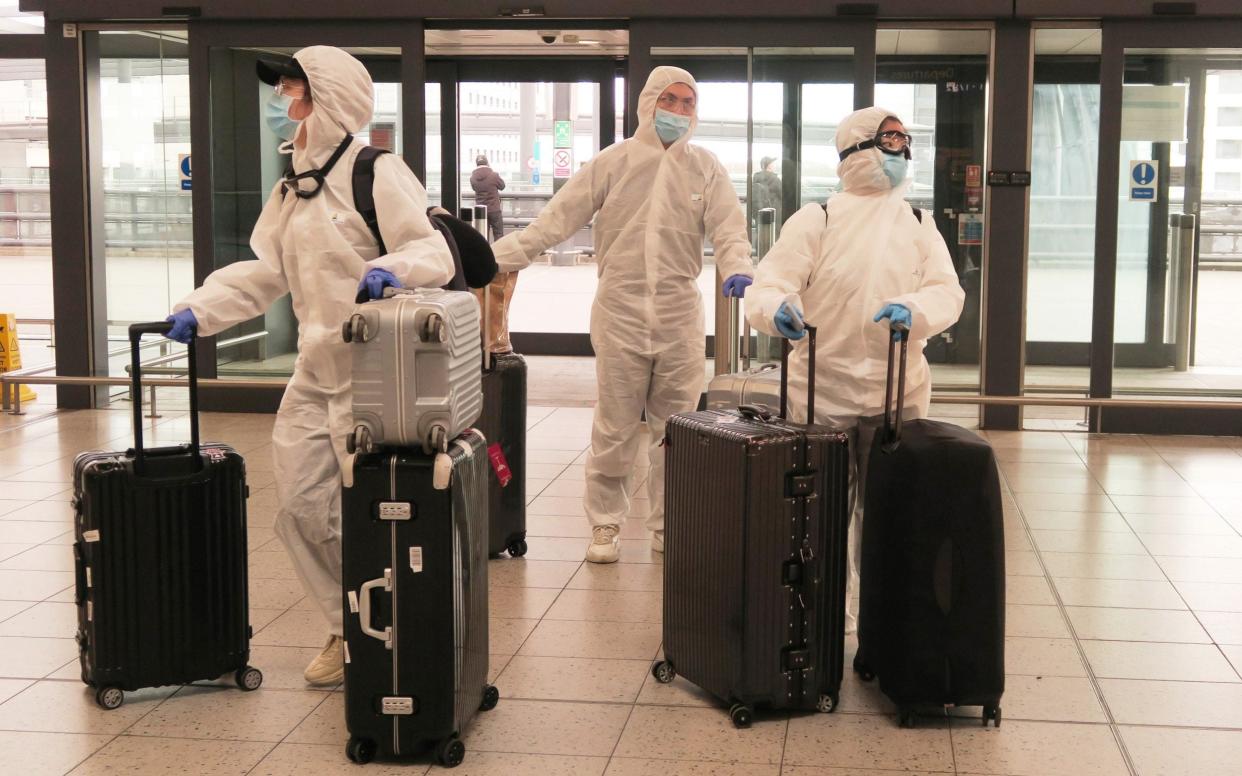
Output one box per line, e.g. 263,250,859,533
344,287,483,454
706,362,782,412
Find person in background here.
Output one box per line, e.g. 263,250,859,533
470,155,507,241
745,106,964,633
470,155,518,353
491,66,755,564
752,155,783,222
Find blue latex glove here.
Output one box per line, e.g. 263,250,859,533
773,302,806,340
873,303,913,341
360,267,403,300
721,274,753,299
164,309,197,344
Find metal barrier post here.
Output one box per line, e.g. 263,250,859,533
1169,213,1197,372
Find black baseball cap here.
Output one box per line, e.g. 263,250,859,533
256,55,307,86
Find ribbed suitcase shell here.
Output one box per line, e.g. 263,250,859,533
705,363,781,412
342,430,491,760
349,288,483,451
73,445,251,691
477,352,527,557
663,410,850,712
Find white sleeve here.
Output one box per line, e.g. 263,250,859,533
175,184,289,337
744,203,825,336
369,154,455,289
492,155,605,273
703,158,753,281
885,216,965,341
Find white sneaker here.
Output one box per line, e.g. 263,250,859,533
651,529,664,553
304,635,344,686
586,524,621,564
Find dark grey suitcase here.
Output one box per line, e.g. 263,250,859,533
74,323,261,710
478,351,528,558
341,429,497,768
654,327,851,727
855,329,1005,728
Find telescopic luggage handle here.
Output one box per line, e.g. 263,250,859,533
881,323,910,452
779,324,817,423
128,322,201,474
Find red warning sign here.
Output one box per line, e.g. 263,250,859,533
553,149,572,179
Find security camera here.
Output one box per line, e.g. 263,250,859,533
539,30,560,44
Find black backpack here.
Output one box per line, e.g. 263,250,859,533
352,146,497,290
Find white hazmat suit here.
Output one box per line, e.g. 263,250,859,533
173,46,454,635
493,66,753,540
745,106,964,630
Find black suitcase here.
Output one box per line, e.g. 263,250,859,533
854,329,1005,728
73,323,261,711
341,429,497,768
478,351,528,558
654,327,851,728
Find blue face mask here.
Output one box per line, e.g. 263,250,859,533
264,93,299,141
653,108,691,145
881,154,908,187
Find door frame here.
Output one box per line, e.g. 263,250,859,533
1091,18,1242,434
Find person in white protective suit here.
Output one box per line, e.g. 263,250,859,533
745,106,964,633
492,67,754,564
162,47,454,683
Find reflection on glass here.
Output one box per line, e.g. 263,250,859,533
425,82,440,204
800,83,854,205
0,59,52,367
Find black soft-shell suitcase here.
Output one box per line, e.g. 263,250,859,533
73,323,261,711
854,329,1006,728
479,351,528,558
341,429,497,768
654,327,852,727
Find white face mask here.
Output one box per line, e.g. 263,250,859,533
654,108,691,144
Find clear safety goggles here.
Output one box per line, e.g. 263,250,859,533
656,91,697,113
838,131,913,162
274,77,309,100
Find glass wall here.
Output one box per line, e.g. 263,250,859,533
0,59,52,371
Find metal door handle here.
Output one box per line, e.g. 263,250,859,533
357,569,393,649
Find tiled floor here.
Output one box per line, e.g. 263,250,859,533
1,400,1241,775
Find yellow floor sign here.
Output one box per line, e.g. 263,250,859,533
0,314,38,404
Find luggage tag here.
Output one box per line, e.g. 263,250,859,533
487,443,513,487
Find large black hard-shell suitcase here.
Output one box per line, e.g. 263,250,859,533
478,351,528,558
655,327,852,728
74,323,261,711
854,329,1005,728
341,429,497,768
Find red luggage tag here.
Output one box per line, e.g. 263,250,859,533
488,443,513,487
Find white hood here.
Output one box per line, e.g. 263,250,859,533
635,65,699,150
290,45,374,170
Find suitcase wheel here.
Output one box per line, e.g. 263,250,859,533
480,684,500,712
427,424,448,454
345,736,376,764
729,703,754,729
95,686,124,710
983,705,1002,728
506,539,528,558
422,313,446,343
898,708,918,729
235,666,263,692
436,736,465,768
651,660,676,684
347,425,373,456
816,693,838,714
852,655,876,682
342,313,367,344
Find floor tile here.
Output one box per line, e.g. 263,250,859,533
1006,575,1057,606
632,670,719,709
1222,644,1242,679
1006,604,1072,639
1172,581,1242,612
1199,611,1242,645
0,635,78,678
950,719,1128,776
489,618,540,654
0,544,74,572
0,678,32,705
0,520,72,545
1065,606,1211,643
1082,640,1240,682
489,653,512,684
237,646,334,691
0,730,113,775
1109,494,1216,515
976,675,1107,723
527,516,593,538
520,537,590,562
526,463,572,480
1156,555,1242,584
253,609,330,649
1119,726,1242,776
496,655,649,703
0,601,76,638
1021,511,1131,533
1099,678,1242,727
1099,478,1200,497
518,619,662,660
615,705,786,765
248,742,429,775
544,589,663,624
0,569,74,601
0,680,176,734
1051,577,1187,610
128,685,326,742
526,449,583,465
539,479,587,498
282,691,344,745
1031,530,1148,555
67,735,273,774
1015,492,1119,514
1006,477,1103,495
247,550,297,581
489,586,561,620
462,699,631,757
487,559,580,589
783,712,952,772
1004,637,1088,677
0,481,69,501
0,600,31,623
1121,513,1236,535
248,577,305,611
608,760,778,775
528,497,586,517
0,543,35,563
567,562,663,592
1137,532,1242,558
1039,552,1165,581
525,479,552,502
1005,551,1044,576
1,499,75,522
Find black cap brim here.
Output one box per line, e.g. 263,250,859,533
256,56,307,86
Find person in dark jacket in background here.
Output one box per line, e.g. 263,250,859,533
752,155,783,223
470,155,507,240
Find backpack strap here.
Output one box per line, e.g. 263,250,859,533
820,202,921,222
352,146,390,255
